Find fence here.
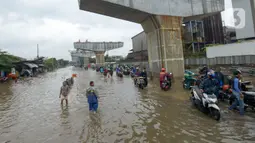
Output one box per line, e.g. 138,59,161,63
185,55,255,66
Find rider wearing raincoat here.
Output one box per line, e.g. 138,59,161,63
199,70,219,98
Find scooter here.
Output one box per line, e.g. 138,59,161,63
117,72,123,78
162,79,171,91
183,70,198,89
123,70,130,76
0,77,8,83
191,86,221,121
130,72,135,78
136,77,146,89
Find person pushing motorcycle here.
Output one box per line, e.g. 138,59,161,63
228,70,244,115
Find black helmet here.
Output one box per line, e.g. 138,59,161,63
233,69,241,76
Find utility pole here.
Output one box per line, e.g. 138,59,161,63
37,44,39,58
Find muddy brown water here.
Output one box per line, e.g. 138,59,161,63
0,67,255,143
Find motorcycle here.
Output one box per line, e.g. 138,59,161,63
191,86,221,121
117,72,123,78
130,71,135,78
123,70,130,76
109,70,113,77
135,77,146,89
162,76,172,91
0,77,8,83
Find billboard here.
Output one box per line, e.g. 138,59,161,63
231,0,255,39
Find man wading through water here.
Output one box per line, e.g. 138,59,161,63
86,81,99,113
59,81,69,105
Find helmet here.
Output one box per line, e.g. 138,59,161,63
90,81,94,86
207,70,215,77
233,69,242,76
161,68,166,72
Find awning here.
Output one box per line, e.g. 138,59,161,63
24,63,38,68
38,64,44,67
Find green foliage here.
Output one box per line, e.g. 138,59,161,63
57,59,69,68
0,49,22,72
44,58,58,71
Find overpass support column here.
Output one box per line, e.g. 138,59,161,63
84,57,89,66
95,51,105,66
142,15,184,78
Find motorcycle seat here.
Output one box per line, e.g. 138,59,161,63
193,86,203,99
243,91,255,96
242,81,252,85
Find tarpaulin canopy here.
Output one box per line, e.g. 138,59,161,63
24,63,38,68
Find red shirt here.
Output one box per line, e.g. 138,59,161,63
160,72,166,81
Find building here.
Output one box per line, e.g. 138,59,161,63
203,12,224,44
126,32,148,61
183,12,225,55
129,13,226,60
232,0,255,40
183,20,205,53
223,26,237,43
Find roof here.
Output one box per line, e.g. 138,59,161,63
131,31,145,39
24,63,38,68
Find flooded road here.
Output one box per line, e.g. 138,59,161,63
0,67,255,143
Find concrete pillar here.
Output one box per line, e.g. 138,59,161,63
141,15,184,78
95,51,105,66
84,57,89,66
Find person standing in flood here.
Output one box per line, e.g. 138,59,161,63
86,81,99,113
59,81,69,105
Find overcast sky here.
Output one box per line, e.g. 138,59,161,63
0,0,232,60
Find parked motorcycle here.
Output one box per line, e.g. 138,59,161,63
191,86,221,121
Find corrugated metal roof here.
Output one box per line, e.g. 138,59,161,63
24,63,38,68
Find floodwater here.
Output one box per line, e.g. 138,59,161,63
0,67,255,143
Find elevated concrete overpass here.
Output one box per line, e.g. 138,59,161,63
78,0,224,77
70,50,95,66
74,41,124,65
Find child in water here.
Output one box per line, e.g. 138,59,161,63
86,81,99,113
59,81,69,105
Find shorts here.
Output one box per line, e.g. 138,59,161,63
61,94,68,100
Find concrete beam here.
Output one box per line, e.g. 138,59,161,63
70,51,95,57
79,0,224,23
74,41,124,52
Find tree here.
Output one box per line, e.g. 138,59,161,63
0,49,22,72
44,58,58,71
